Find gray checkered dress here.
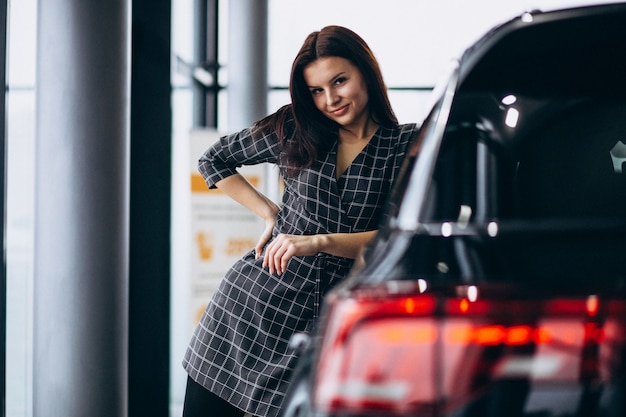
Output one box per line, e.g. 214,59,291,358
183,119,419,416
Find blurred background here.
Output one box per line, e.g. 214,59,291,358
5,0,620,416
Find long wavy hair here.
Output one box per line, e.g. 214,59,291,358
256,25,398,176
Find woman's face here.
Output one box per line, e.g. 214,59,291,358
303,56,370,131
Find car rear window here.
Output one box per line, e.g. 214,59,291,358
424,95,626,224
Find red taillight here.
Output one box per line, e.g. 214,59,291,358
312,288,626,416
314,293,437,415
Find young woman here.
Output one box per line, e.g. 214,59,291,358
182,25,420,417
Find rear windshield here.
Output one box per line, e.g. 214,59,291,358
402,94,626,286
424,94,626,224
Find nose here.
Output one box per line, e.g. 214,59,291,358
325,90,339,106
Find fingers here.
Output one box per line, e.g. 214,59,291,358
263,235,288,275
255,222,275,260
254,240,265,260
263,234,297,276
260,234,319,275
255,230,271,259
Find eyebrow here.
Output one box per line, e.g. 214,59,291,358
307,71,348,89
330,71,348,82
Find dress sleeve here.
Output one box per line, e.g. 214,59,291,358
394,123,421,169
198,124,282,189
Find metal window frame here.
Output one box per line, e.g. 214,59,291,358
194,0,220,128
1,0,7,414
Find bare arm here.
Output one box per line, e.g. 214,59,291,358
263,230,377,275
214,174,280,257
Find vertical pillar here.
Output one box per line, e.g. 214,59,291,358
0,0,7,414
228,0,268,130
228,0,278,201
128,0,171,416
193,0,221,128
34,1,130,416
194,0,209,127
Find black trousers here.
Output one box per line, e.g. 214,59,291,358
182,376,247,417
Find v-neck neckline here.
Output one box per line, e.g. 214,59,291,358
333,127,380,180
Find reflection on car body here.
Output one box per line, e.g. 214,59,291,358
281,3,626,417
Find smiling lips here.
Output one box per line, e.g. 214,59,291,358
330,105,349,117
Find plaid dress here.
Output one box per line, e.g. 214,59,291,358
183,119,419,416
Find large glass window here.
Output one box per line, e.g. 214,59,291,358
5,1,36,416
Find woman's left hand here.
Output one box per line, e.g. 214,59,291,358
262,233,322,275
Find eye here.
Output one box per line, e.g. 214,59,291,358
309,87,323,95
334,77,347,86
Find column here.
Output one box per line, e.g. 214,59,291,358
34,1,130,416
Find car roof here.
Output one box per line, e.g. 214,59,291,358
456,3,626,96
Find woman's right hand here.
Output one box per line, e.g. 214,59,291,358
255,215,276,260
213,174,280,259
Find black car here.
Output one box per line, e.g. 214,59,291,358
281,3,626,417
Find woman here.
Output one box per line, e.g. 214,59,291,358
182,25,419,417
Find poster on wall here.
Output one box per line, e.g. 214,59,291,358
189,129,267,326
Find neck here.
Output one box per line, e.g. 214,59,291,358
339,118,379,143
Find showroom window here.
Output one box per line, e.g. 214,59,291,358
5,0,36,415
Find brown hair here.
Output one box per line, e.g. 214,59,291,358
256,25,398,175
